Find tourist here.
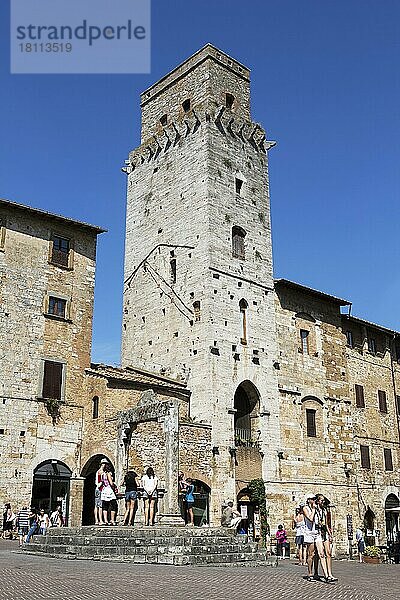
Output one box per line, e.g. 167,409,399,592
122,470,138,526
221,501,241,531
183,477,195,526
178,471,186,520
38,508,50,535
315,494,337,581
293,506,306,565
275,524,288,559
94,459,106,525
16,505,30,546
302,493,332,583
141,467,158,526
25,508,39,544
100,461,118,525
355,526,365,563
50,504,64,527
2,503,16,539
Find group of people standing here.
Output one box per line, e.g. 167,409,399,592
276,493,337,584
2,503,64,546
93,459,160,527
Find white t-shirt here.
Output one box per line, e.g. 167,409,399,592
142,474,158,495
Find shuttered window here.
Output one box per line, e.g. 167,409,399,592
378,390,388,413
306,409,316,437
355,384,365,408
42,361,63,400
360,445,371,469
50,236,70,268
384,448,393,472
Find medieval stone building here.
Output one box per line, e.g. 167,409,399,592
1,45,399,552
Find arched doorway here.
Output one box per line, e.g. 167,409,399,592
31,460,72,524
364,507,376,546
180,480,210,527
81,455,114,525
385,494,400,545
237,487,256,534
234,381,260,447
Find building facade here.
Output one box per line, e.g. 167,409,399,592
1,46,399,552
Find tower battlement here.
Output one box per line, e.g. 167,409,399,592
139,44,251,142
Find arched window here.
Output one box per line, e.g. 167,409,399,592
232,226,246,259
234,381,260,447
92,396,99,419
301,396,323,438
239,299,248,345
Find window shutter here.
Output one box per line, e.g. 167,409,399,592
42,361,63,400
360,445,370,469
384,448,393,472
355,384,365,408
378,390,388,413
306,409,316,437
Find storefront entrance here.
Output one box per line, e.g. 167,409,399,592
31,460,72,524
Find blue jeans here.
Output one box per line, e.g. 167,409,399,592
25,523,38,543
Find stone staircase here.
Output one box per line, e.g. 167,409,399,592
22,526,275,566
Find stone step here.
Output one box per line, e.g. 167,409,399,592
35,534,250,548
45,526,238,538
23,526,269,566
29,541,259,556
23,545,269,566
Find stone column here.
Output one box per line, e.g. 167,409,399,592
158,400,184,525
68,476,85,527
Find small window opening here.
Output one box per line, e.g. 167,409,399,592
346,330,354,348
0,429,5,435
160,114,168,126
384,448,393,471
300,329,309,355
232,226,246,259
355,384,365,408
170,259,177,284
182,99,191,113
368,337,377,355
20,431,26,437
193,301,201,322
235,178,243,195
239,299,248,345
226,93,235,109
92,396,99,419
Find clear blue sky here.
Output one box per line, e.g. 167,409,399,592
1,1,399,364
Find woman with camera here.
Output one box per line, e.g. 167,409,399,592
302,493,332,583
315,494,337,581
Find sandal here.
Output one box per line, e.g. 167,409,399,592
306,576,315,582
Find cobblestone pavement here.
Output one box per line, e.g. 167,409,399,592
1,540,399,600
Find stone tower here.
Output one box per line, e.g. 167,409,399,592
122,45,281,522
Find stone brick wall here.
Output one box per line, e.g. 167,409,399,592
0,200,101,516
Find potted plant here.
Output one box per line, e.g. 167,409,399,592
364,546,381,564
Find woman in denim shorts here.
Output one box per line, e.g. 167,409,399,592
122,470,138,526
141,467,159,526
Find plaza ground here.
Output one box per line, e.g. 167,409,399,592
1,539,399,600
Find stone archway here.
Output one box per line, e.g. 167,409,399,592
81,454,114,525
234,380,261,446
385,493,400,545
31,459,72,524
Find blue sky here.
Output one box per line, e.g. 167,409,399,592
1,1,399,364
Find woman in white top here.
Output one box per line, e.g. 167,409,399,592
141,467,158,526
293,507,307,566
302,494,331,583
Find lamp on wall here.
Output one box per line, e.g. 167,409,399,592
277,451,284,460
